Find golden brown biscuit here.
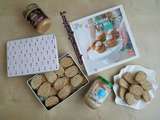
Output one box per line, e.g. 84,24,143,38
96,32,105,41
55,66,65,77
107,39,117,48
131,80,139,85
125,92,136,105
60,57,73,68
119,78,129,89
135,71,147,84
54,77,69,91
45,96,59,107
49,87,57,96
134,95,141,100
119,87,127,100
37,82,51,97
65,66,79,78
58,85,72,99
95,43,106,53
70,74,84,88
123,72,135,84
129,85,143,96
30,75,45,90
142,91,151,102
91,41,106,53
45,71,57,83
111,29,120,39
141,80,152,91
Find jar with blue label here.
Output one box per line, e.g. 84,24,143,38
84,76,112,109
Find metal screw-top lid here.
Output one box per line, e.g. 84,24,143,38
37,18,51,34
23,3,39,19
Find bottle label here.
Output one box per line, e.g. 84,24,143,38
26,8,48,28
88,81,109,104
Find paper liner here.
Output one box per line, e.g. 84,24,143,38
113,65,158,110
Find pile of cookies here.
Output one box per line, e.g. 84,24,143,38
28,55,88,110
118,71,152,105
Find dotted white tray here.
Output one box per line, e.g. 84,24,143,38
7,34,59,77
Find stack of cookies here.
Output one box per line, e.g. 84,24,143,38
28,54,88,110
118,71,152,105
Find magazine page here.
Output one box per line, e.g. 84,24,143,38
70,5,139,75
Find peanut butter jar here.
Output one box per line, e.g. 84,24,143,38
84,76,113,109
23,3,51,34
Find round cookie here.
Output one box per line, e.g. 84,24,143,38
142,91,151,102
131,80,139,85
119,78,129,89
55,66,65,77
49,87,57,96
119,87,127,100
91,41,106,53
60,57,73,68
70,74,84,88
30,75,45,90
123,72,135,84
65,65,79,78
135,71,147,84
37,82,51,97
45,96,59,108
129,85,143,96
58,85,72,99
45,71,57,83
134,95,141,100
141,80,152,91
54,77,69,91
125,92,136,105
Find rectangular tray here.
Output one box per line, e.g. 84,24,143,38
27,53,89,110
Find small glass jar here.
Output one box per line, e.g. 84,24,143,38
23,3,51,34
84,76,112,109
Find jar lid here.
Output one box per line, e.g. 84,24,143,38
37,18,51,33
23,3,39,18
97,76,113,89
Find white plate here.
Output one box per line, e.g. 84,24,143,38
113,65,158,110
88,38,123,61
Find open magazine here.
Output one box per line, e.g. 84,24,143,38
70,5,139,75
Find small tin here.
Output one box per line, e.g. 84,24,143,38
23,3,51,34
27,53,89,110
